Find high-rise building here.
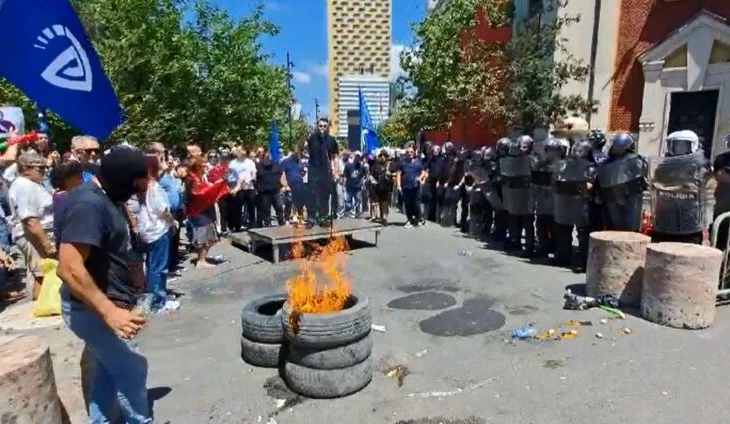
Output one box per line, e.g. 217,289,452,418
336,74,392,139
426,0,440,11
327,0,392,136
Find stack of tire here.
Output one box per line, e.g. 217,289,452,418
240,294,288,368
281,294,374,398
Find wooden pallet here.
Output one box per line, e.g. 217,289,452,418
229,218,383,263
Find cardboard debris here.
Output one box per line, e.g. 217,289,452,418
384,365,410,387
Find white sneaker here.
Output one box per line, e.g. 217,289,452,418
405,222,414,229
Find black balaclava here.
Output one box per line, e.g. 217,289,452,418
100,147,148,202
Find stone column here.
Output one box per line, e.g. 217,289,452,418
0,335,63,424
642,242,722,329
586,231,651,307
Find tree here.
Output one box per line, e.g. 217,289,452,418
399,0,594,139
504,0,596,134
400,0,511,137
0,0,292,149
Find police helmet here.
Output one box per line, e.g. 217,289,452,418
609,132,635,156
665,130,699,157
570,140,593,159
496,137,511,156
588,129,607,150
483,147,496,160
544,137,567,158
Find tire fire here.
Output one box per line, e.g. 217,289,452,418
286,237,352,315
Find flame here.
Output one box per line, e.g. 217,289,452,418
286,236,352,315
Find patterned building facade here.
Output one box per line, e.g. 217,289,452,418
326,0,392,135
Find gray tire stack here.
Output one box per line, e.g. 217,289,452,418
240,294,288,368
281,295,374,398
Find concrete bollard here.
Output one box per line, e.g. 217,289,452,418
642,242,722,329
0,335,63,424
586,231,651,307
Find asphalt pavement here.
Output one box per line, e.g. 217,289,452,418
5,213,730,424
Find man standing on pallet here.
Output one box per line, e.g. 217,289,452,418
306,118,340,228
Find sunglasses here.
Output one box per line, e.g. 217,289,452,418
77,148,99,155
318,124,328,128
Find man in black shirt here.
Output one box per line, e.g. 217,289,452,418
255,152,287,227
306,118,339,227
57,147,152,423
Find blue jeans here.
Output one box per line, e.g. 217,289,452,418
145,231,171,310
344,188,362,218
61,293,152,423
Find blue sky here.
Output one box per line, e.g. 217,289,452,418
212,0,427,122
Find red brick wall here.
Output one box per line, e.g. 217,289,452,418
425,8,511,148
609,0,730,132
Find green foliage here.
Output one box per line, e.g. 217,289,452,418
0,0,292,149
400,0,507,137
504,0,596,133
399,0,594,138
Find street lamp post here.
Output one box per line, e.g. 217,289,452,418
286,51,294,148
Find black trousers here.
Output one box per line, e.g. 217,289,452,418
309,171,333,222
508,214,535,252
651,231,702,245
422,183,438,222
256,191,284,228
238,189,257,229
459,186,469,232
588,201,604,233
712,211,729,250
403,187,421,225
492,209,508,240
535,214,555,255
554,224,590,267
217,196,230,232
225,192,243,232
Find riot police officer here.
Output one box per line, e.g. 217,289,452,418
486,144,508,240
587,129,608,165
421,142,437,221
440,142,459,227
595,132,648,232
532,137,567,257
468,148,489,237
650,130,711,244
501,135,536,256
553,140,596,272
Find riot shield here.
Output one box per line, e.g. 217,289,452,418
651,152,709,235
532,162,554,216
500,155,533,216
553,158,592,227
596,154,646,230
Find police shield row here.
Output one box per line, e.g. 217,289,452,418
465,129,709,273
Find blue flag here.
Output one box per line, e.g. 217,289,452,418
0,0,124,140
358,88,380,155
269,122,281,163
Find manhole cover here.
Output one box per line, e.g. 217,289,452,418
387,292,457,311
419,297,505,337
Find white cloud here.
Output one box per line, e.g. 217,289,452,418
311,62,329,78
292,71,312,84
266,1,282,11
391,44,408,81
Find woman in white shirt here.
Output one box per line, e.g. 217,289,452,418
134,154,179,312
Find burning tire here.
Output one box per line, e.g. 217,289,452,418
287,334,372,370
284,356,373,398
240,336,284,368
240,294,287,368
282,295,372,349
240,294,287,343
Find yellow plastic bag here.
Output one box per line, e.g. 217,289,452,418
34,259,62,317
